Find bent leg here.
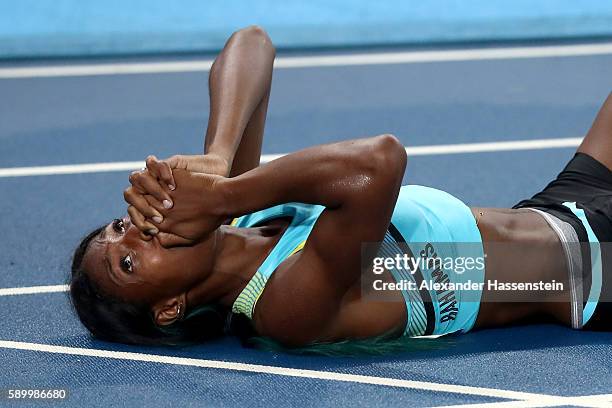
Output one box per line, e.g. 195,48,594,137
578,92,612,171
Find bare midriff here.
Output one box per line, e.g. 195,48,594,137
471,207,572,329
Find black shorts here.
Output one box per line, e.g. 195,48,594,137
513,152,612,330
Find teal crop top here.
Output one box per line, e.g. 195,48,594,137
230,185,485,337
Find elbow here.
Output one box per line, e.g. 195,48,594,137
235,25,275,53
347,134,406,188
240,25,269,38
369,134,407,178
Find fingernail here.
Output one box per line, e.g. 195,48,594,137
148,228,159,235
168,184,175,191
152,216,163,223
163,199,173,209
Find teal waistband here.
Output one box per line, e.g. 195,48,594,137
390,186,485,336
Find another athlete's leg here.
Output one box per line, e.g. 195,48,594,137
578,92,612,171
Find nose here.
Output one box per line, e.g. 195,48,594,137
126,223,163,250
123,214,162,248
124,217,147,240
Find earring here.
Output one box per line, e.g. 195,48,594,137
176,303,183,319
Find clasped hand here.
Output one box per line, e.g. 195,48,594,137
123,154,229,247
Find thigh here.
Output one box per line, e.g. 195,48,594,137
578,92,612,172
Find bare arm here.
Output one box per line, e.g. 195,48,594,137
217,135,407,344
204,25,275,177
221,136,405,218
153,135,406,251
140,135,406,343
126,26,274,236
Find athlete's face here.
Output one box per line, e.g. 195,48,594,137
81,216,214,305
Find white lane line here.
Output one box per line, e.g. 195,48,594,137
0,285,69,296
404,137,581,156
0,157,273,178
434,402,549,408
1,42,612,79
0,137,582,178
0,161,146,177
0,340,554,401
436,394,612,408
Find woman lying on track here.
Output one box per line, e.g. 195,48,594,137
70,26,611,354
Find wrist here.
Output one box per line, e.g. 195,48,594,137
214,154,232,178
203,152,232,177
213,176,235,218
206,143,235,176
